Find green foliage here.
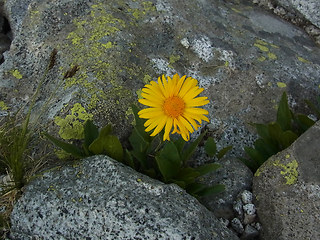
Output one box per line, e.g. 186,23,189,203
125,105,231,198
241,92,316,172
45,105,230,198
44,120,123,162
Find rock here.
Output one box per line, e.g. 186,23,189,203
253,120,320,239
231,218,244,234
200,158,253,219
10,155,239,239
0,0,319,158
241,190,253,204
241,224,259,240
273,0,320,28
243,204,256,215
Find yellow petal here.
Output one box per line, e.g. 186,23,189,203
142,87,165,100
185,97,209,107
185,107,209,115
182,87,204,101
150,116,167,136
178,116,194,134
178,77,197,98
163,117,173,141
141,92,164,104
139,110,164,119
139,99,162,108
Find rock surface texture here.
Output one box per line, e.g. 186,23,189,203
200,158,253,219
10,155,239,239
0,0,319,157
253,120,320,240
251,0,320,44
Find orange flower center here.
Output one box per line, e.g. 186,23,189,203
163,96,185,118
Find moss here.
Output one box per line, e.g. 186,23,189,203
54,103,93,140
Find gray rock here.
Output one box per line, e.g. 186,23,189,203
273,0,320,28
0,0,319,158
243,213,256,225
10,155,239,239
231,218,244,234
241,225,259,240
200,158,253,219
233,198,244,220
253,120,320,240
243,204,256,215
241,190,253,204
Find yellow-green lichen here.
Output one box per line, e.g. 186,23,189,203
0,101,8,110
143,74,152,84
54,103,93,140
258,56,266,62
273,158,299,185
254,39,278,61
129,1,156,20
297,56,310,63
11,70,23,79
277,82,287,88
254,43,269,52
168,55,180,68
268,52,277,60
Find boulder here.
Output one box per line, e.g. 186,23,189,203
10,155,239,239
272,0,320,28
253,121,320,239
0,0,319,157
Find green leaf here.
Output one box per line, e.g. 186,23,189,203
278,130,298,149
43,132,84,158
204,137,217,157
305,99,320,119
244,146,266,166
88,125,123,161
295,114,315,132
267,122,282,144
217,145,233,159
186,182,207,195
155,141,181,182
83,120,99,150
196,184,225,197
253,138,277,158
181,131,206,163
173,137,186,155
195,163,221,176
124,149,135,168
131,104,151,142
276,92,292,131
239,157,260,172
175,167,200,185
129,128,149,153
105,135,123,161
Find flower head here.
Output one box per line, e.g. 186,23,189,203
138,73,209,141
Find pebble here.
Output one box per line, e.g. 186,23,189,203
231,218,244,234
241,190,253,204
242,224,259,239
243,213,256,225
243,203,256,215
233,198,244,219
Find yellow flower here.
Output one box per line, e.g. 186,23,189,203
138,73,210,141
